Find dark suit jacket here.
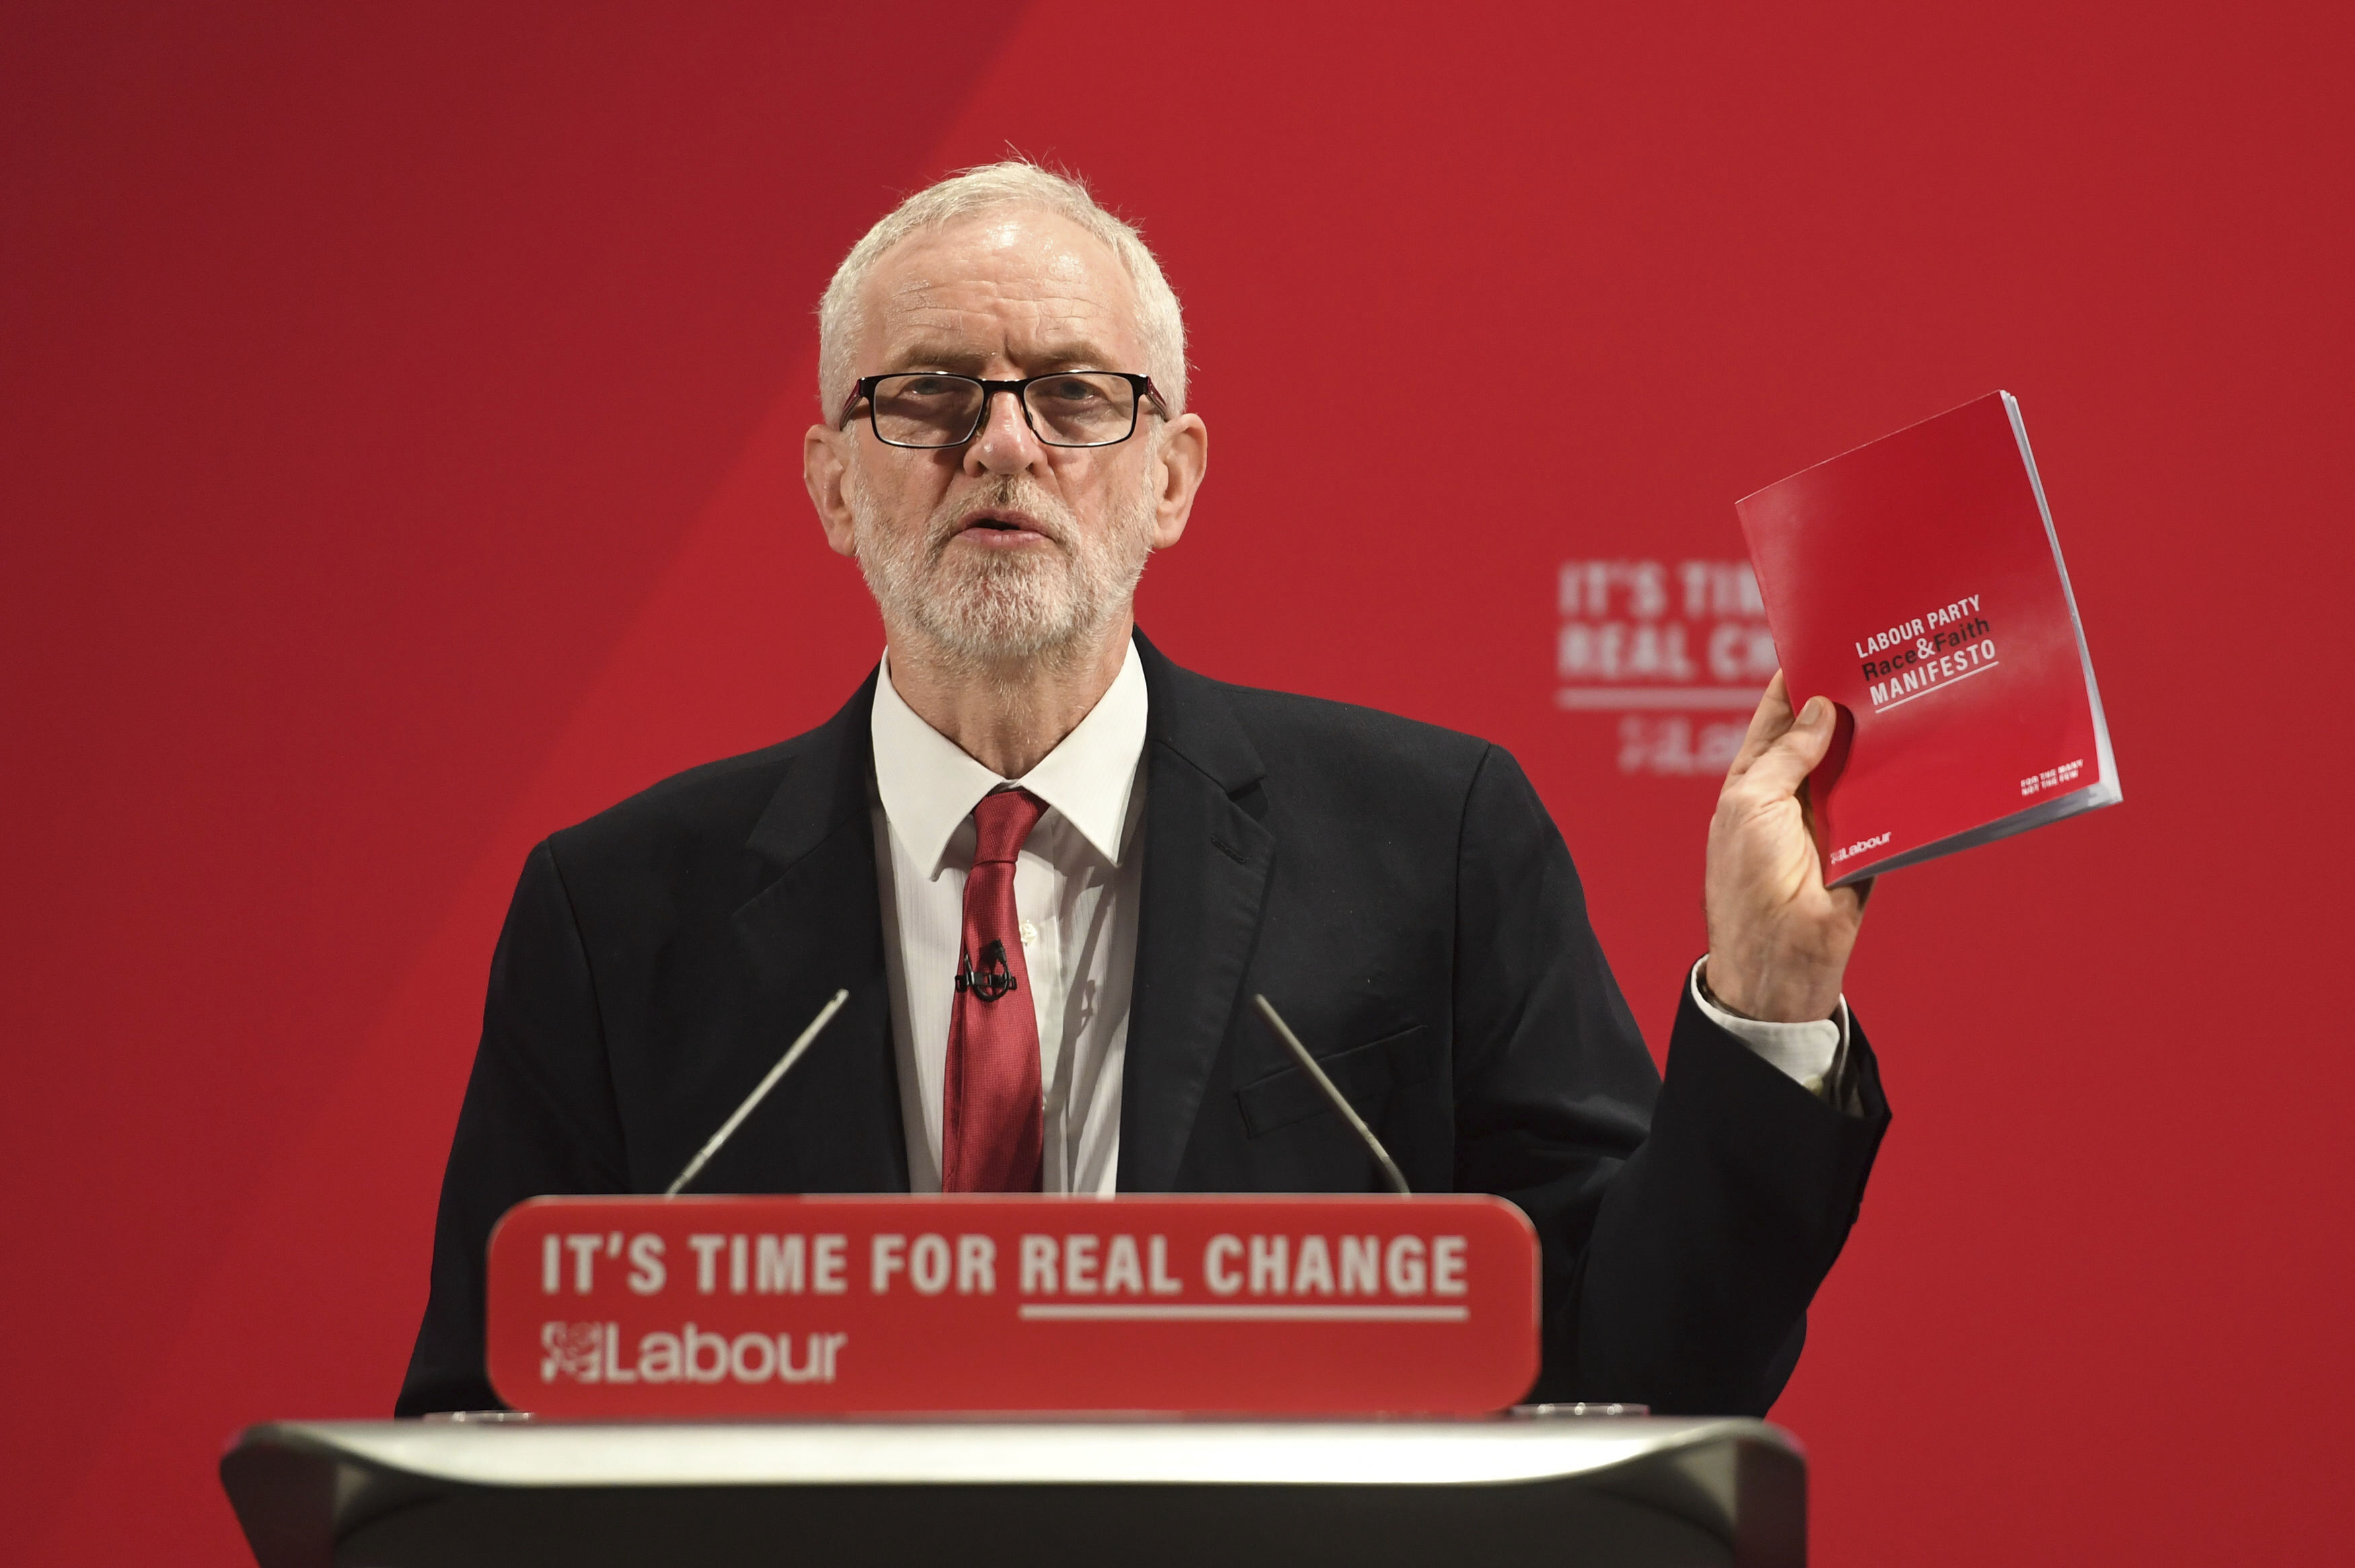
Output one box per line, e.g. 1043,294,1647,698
398,634,1889,1417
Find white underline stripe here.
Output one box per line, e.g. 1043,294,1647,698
1873,659,2000,713
1554,687,1764,710
1017,1304,1471,1322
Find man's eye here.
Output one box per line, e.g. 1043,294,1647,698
1038,377,1108,403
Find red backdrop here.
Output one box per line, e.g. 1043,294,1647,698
4,3,2349,1563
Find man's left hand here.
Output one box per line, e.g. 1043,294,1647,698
1702,671,1871,1022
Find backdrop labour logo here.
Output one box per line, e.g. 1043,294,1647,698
1556,559,1777,776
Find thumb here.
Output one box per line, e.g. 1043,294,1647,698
1743,694,1837,798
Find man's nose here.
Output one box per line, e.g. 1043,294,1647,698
964,385,1044,476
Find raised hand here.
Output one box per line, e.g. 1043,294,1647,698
1702,671,1871,1022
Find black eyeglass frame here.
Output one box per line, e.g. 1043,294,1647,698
837,371,1171,449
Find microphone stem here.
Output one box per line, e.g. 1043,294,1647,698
665,989,850,1197
1252,994,1412,1195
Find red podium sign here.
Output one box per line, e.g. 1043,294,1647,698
486,1194,1538,1415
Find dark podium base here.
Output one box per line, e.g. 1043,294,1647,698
223,1415,1806,1567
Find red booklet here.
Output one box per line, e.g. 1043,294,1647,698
1735,391,2120,885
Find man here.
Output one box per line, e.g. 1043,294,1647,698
398,163,1886,1418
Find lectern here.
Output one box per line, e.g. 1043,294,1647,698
220,1411,1807,1567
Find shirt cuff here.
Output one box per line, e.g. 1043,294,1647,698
1689,957,1848,1100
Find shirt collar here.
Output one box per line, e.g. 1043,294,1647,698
870,638,1149,878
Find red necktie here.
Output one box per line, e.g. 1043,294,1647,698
941,787,1047,1192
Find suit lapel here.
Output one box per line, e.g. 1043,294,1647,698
1120,634,1275,1191
723,671,910,1194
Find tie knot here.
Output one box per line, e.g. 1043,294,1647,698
970,787,1048,864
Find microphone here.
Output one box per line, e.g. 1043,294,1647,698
665,989,850,1197
1251,994,1412,1195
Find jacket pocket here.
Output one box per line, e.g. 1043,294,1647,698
1234,1025,1434,1139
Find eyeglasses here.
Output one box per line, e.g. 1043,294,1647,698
838,371,1169,449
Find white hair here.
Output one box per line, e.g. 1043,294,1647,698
816,161,1188,421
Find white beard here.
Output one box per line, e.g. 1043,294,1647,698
850,470,1155,670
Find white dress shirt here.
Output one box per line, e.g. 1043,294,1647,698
871,642,1147,1195
1689,959,1848,1098
869,637,1846,1196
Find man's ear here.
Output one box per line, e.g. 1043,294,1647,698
1148,411,1208,550
803,422,861,558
